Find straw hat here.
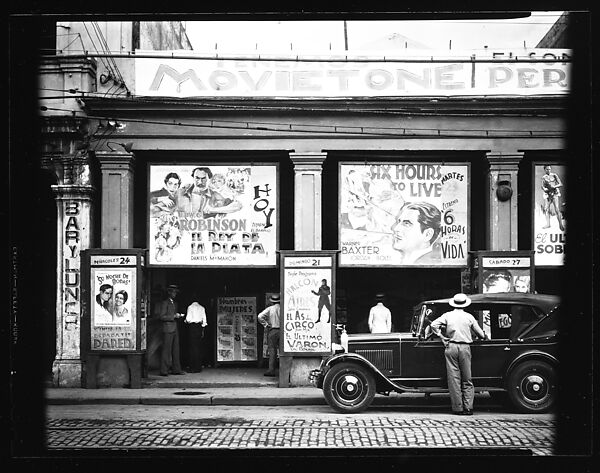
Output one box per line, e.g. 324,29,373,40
449,293,471,308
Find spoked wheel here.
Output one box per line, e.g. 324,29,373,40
323,362,376,413
507,360,556,413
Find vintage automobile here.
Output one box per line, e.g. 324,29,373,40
309,293,559,414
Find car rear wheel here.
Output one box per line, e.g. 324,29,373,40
507,360,556,413
323,362,376,413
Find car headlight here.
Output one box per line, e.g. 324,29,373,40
331,342,345,354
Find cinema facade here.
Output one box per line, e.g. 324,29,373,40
40,44,571,387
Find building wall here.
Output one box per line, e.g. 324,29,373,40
139,21,193,51
40,20,570,387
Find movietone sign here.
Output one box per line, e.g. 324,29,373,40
148,163,278,266
135,49,570,98
533,163,566,266
339,162,469,267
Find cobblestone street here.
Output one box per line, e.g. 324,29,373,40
46,406,555,455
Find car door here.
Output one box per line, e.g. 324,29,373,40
470,303,514,383
400,303,446,387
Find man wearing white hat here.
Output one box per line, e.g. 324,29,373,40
430,293,488,415
257,294,281,377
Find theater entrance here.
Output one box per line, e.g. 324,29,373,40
146,267,280,377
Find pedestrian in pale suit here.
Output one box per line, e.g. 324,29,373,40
430,293,488,415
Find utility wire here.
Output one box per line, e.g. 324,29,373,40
35,50,572,63
37,86,567,119
92,21,127,86
40,110,561,138
82,22,118,81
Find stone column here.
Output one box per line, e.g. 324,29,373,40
290,152,327,250
486,152,524,250
51,183,94,387
95,150,136,248
281,152,327,387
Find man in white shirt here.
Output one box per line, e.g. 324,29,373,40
185,297,208,373
257,294,281,377
368,294,392,333
430,293,488,415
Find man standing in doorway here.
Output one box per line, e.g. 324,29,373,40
157,284,186,376
257,293,281,377
312,279,332,323
368,293,392,333
430,293,488,415
184,294,208,373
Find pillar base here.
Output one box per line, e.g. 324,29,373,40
279,356,323,387
52,359,83,387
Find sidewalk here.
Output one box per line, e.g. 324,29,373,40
46,367,324,406
44,367,470,407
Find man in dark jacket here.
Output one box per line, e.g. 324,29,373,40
156,284,186,376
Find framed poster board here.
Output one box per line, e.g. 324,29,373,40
81,249,146,354
339,162,470,267
472,251,535,294
147,163,279,267
532,163,566,266
280,251,337,356
215,296,258,363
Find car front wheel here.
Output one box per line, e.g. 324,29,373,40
323,362,376,413
507,360,556,413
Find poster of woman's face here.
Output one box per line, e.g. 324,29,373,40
92,269,134,326
482,269,531,294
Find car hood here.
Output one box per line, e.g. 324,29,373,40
348,332,414,342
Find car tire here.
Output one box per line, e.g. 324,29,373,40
323,362,376,413
507,360,556,413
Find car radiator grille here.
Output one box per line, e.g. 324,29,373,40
354,349,394,371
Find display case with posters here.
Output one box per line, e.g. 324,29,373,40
339,162,470,267
215,296,258,364
81,249,147,388
147,162,278,268
469,250,535,295
532,163,566,266
280,251,337,356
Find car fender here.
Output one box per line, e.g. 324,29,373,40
505,350,559,384
323,352,407,393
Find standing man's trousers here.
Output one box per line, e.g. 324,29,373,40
444,342,474,412
160,328,182,375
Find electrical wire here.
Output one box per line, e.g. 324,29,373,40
74,112,565,139
38,94,565,120
82,22,118,82
35,50,572,63
92,21,126,86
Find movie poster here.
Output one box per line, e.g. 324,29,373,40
216,296,257,362
90,268,136,350
481,268,532,294
533,164,566,266
339,163,469,267
283,267,332,353
148,164,277,266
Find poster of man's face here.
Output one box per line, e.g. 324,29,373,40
482,269,531,294
339,162,469,267
147,164,278,267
